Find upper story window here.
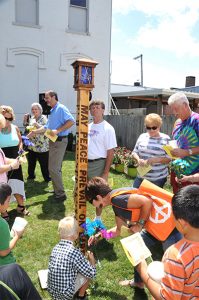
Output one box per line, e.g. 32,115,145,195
15,0,39,27
68,0,88,33
70,0,86,7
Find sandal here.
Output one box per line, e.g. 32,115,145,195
119,279,144,289
17,205,30,216
1,211,9,221
73,292,87,300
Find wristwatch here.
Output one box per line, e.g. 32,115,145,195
188,149,193,155
138,219,146,227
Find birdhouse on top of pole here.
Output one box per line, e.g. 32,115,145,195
72,58,98,90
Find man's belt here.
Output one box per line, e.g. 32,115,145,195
57,136,67,141
88,158,106,162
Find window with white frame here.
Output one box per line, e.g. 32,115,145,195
15,0,39,26
68,0,88,33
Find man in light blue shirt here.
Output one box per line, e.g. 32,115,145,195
28,90,75,201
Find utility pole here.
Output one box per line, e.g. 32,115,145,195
133,54,143,87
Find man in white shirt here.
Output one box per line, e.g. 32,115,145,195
88,100,117,219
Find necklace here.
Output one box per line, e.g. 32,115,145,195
1,126,11,134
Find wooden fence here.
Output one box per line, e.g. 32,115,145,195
104,115,176,150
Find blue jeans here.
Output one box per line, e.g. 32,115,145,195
134,228,182,283
133,176,167,189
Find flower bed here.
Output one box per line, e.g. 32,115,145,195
112,147,138,177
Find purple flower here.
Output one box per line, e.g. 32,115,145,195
100,229,113,239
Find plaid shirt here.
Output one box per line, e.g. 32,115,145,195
47,240,96,300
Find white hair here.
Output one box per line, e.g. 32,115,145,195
168,92,189,106
31,102,43,113
58,216,78,239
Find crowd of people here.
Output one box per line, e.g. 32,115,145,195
0,91,199,299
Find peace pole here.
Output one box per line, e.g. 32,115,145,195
72,58,98,252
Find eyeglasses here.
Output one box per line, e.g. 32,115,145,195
5,117,13,122
146,126,157,130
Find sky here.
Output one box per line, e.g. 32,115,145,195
111,0,199,89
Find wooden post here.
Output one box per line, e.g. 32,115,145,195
72,59,98,252
157,95,163,116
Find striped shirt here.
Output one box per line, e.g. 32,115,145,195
133,132,170,181
161,238,199,299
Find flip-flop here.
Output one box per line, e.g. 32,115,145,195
119,279,144,289
17,205,30,216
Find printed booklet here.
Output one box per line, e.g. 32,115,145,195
120,232,152,266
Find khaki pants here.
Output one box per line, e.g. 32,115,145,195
88,159,106,180
48,138,68,197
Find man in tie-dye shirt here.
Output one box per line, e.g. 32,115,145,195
168,92,199,193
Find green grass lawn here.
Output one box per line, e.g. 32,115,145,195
8,151,166,300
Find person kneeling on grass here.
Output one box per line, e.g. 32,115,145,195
136,185,199,299
47,216,96,300
0,183,25,266
85,177,181,289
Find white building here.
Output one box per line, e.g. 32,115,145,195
0,0,112,129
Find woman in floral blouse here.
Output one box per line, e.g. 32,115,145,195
23,103,51,182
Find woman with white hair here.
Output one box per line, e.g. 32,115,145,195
23,103,50,182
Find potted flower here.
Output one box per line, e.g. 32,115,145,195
113,147,126,173
124,152,138,178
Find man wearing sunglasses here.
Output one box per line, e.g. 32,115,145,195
132,113,171,189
